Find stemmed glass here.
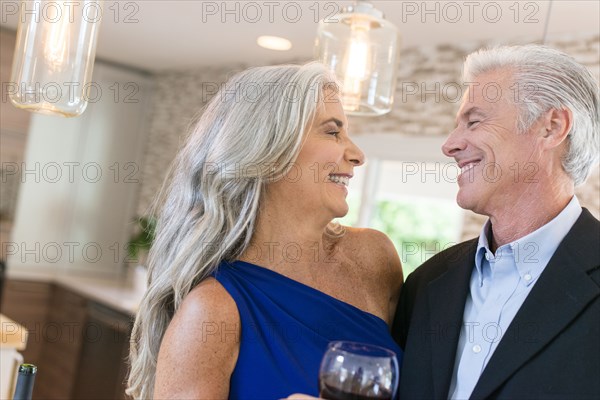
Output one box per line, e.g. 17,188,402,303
318,341,399,400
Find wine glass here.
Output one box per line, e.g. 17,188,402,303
318,341,399,400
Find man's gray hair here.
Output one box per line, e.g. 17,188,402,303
463,44,599,186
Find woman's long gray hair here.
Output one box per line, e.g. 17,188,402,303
126,62,337,399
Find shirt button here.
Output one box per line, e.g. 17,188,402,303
472,345,482,353
524,273,532,282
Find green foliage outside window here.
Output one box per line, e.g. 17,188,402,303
372,198,462,275
337,196,462,276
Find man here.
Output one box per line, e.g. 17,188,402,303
393,44,599,399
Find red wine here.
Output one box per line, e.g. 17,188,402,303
319,382,392,400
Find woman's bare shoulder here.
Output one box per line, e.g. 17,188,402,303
154,278,240,398
178,277,239,321
340,226,403,281
342,226,399,257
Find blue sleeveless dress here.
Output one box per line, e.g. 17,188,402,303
213,260,403,399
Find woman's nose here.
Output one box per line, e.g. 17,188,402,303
346,138,365,166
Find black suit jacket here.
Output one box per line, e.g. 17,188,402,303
393,208,600,399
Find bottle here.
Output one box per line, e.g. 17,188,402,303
13,364,37,400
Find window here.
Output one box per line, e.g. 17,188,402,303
337,135,465,276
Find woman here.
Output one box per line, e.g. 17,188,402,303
127,63,403,399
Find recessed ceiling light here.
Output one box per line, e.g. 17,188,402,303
257,36,292,51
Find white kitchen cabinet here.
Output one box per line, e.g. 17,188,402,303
7,62,152,276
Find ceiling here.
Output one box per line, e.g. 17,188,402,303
1,0,598,72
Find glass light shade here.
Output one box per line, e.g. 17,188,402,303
9,0,103,117
315,2,399,116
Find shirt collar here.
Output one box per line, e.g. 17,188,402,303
474,196,582,286
474,221,492,281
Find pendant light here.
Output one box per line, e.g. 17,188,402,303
9,0,103,117
315,0,399,116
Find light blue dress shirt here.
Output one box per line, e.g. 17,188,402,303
448,196,582,400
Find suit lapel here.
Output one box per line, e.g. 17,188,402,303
470,209,600,399
428,241,478,399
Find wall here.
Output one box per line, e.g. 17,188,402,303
0,29,32,260
136,33,600,240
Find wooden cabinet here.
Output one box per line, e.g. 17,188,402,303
71,302,132,400
35,285,87,399
1,280,132,399
0,280,52,368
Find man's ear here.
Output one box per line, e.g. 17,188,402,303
541,108,573,148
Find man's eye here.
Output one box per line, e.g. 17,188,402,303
467,121,480,128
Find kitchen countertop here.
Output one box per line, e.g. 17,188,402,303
0,314,28,350
6,266,146,315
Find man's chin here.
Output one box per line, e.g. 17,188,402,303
456,192,477,212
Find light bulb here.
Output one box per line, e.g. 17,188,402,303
43,2,71,72
315,1,399,116
342,18,372,112
9,0,103,117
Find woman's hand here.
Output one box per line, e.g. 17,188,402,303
283,394,322,399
